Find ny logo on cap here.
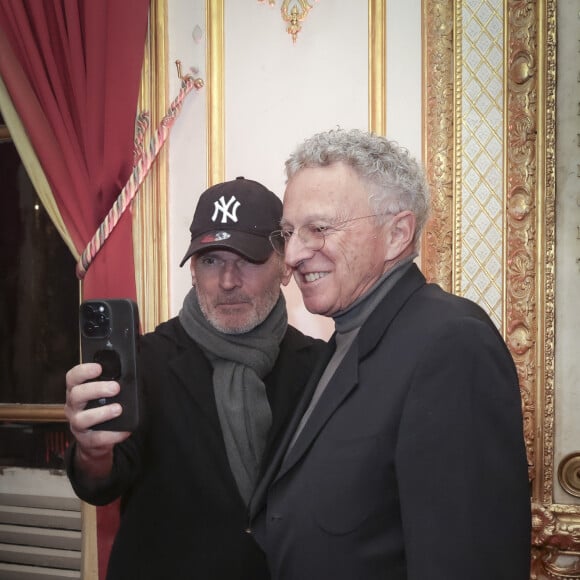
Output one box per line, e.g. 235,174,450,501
212,195,241,223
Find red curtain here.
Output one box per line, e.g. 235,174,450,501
0,0,149,300
0,1,150,576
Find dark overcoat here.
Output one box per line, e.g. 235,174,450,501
67,316,326,580
250,264,531,580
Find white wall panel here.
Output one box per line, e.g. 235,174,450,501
167,0,207,311
386,0,422,159
224,2,367,337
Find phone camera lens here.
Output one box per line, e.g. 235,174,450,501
81,304,94,318
81,301,111,339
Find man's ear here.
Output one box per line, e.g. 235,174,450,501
280,260,292,287
385,211,416,260
189,258,197,286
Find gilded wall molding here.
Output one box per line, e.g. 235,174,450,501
424,0,579,576
535,0,556,507
528,0,580,574
207,0,225,186
369,0,386,135
421,0,455,292
505,0,540,488
134,0,169,332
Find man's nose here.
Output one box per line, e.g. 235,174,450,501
284,232,315,268
220,262,242,288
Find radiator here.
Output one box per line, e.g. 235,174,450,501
0,470,81,579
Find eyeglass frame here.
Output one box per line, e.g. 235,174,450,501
268,213,393,255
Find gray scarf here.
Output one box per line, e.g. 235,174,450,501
179,288,287,504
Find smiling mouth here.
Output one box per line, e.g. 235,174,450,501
303,272,328,283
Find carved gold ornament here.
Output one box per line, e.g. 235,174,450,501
257,0,317,43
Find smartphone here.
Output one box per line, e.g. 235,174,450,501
79,298,140,431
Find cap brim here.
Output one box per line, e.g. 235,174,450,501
179,231,273,267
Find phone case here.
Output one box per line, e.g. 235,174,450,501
79,298,140,431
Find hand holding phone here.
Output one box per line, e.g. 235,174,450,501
79,299,140,431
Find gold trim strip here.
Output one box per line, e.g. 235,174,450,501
207,0,225,186
452,0,462,296
0,405,65,422
369,0,386,135
504,0,542,489
134,0,169,332
537,0,556,509
421,0,455,291
80,502,98,578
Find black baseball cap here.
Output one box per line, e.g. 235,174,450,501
179,177,282,266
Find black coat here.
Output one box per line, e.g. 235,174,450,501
250,264,531,580
67,316,326,580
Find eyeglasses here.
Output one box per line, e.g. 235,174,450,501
269,214,390,255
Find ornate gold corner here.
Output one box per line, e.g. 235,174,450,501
532,503,580,578
532,547,580,580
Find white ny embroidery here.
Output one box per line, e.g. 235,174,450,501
212,195,241,223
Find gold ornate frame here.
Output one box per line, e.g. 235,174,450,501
423,1,580,577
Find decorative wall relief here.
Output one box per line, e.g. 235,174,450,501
424,0,580,577
257,0,318,43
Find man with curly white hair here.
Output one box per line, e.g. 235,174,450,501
249,128,531,580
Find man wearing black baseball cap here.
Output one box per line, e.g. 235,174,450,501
180,176,285,266
65,177,326,580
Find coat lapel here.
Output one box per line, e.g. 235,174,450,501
275,342,359,479
260,331,327,469
279,265,426,478
249,338,334,519
250,264,427,519
168,344,223,434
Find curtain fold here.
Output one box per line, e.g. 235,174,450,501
0,2,151,577
0,0,150,300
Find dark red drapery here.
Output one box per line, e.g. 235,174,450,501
0,0,149,300
0,1,151,576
